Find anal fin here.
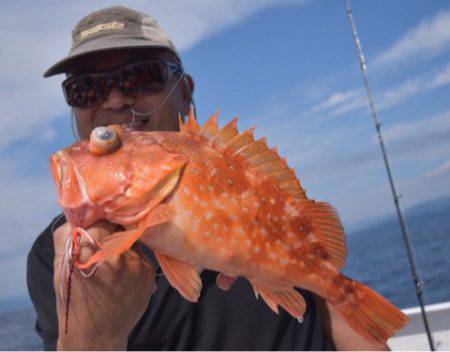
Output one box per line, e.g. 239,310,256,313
156,253,202,302
253,284,307,321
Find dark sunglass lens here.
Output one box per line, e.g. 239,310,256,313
65,76,108,107
121,61,168,94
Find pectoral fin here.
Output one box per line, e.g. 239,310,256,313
76,204,174,269
156,253,202,302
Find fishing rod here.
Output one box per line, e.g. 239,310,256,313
342,0,435,349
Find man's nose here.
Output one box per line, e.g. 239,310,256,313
101,86,135,110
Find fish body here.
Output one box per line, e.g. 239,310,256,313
51,111,408,344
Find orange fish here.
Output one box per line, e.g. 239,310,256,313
50,111,408,344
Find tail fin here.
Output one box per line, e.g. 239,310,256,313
333,275,409,345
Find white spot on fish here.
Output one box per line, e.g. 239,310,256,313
287,232,295,239
193,194,200,203
199,184,205,192
273,216,279,222
227,178,233,185
200,200,208,207
183,188,190,195
229,165,235,170
284,202,300,217
202,160,209,167
237,227,246,236
266,213,271,220
270,198,276,205
208,185,214,192
259,228,268,237
261,196,267,203
205,212,214,220
240,191,249,200
222,192,229,198
253,202,260,209
214,200,225,210
254,246,261,253
242,206,249,213
211,168,218,177
293,242,301,249
280,258,289,265
269,252,278,260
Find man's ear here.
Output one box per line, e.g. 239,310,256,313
181,74,195,116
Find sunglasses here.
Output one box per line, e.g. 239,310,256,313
62,60,184,108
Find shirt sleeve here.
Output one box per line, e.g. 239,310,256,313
26,215,65,351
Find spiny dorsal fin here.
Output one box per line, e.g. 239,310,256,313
223,126,255,153
213,117,239,148
236,137,269,158
197,111,307,199
179,108,200,134
300,200,347,269
200,110,220,141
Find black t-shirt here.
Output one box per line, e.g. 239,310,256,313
27,215,334,350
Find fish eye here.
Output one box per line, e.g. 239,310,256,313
89,126,122,155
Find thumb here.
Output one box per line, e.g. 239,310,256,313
53,222,72,258
73,221,118,266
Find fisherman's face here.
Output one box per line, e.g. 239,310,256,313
67,49,194,139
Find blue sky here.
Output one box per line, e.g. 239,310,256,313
1,0,450,304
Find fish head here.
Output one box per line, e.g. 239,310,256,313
50,127,186,229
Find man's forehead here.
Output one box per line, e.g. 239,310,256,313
68,48,177,75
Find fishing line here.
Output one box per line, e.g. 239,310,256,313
70,109,80,141
129,72,186,129
59,230,101,307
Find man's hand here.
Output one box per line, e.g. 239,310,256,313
53,221,156,350
315,295,390,351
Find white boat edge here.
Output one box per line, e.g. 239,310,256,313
388,301,450,351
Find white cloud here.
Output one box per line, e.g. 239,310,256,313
309,89,362,114
425,160,450,179
373,9,450,68
309,62,450,119
0,0,305,152
396,159,450,209
383,108,450,143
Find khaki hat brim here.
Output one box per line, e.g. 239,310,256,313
43,36,178,77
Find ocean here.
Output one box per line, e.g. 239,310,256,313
1,198,449,350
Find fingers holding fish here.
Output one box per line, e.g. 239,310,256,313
52,220,157,348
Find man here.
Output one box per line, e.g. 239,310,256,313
27,5,386,350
